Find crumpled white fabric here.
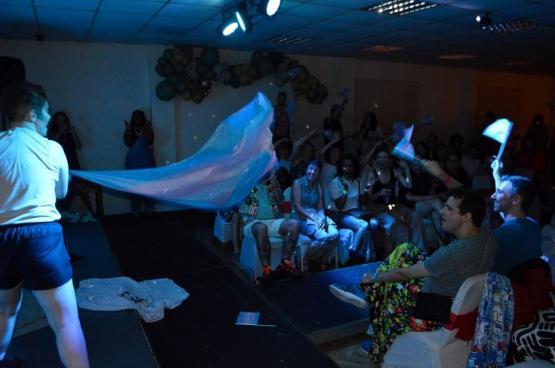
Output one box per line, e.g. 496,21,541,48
76,277,189,323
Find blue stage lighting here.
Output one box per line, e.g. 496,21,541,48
265,0,281,16
222,20,239,37
235,3,251,32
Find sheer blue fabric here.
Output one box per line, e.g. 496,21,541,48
71,92,276,210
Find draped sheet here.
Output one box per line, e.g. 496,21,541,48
71,92,276,210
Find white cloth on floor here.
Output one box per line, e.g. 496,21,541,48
76,277,189,322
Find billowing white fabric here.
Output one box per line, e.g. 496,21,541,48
382,274,486,368
76,277,189,323
71,92,276,209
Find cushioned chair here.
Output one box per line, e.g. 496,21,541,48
383,274,486,368
213,212,233,244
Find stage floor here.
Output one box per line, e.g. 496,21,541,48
10,211,375,367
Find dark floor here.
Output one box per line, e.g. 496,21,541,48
101,211,346,368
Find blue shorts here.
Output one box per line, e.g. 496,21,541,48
0,222,73,290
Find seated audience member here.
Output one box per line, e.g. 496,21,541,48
239,173,300,287
516,135,548,183
330,162,493,366
275,166,291,192
322,96,348,145
320,137,343,209
526,113,549,153
274,129,319,175
366,146,427,254
461,142,483,178
329,154,374,263
490,159,542,275
448,133,465,156
414,141,430,160
358,110,383,141
292,160,339,270
274,139,293,174
432,142,448,168
47,111,95,214
444,152,471,187
291,132,319,180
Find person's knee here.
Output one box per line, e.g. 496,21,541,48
0,289,22,318
251,222,268,238
283,219,299,235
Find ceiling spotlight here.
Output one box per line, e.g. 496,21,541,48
235,2,251,32
262,0,281,17
475,12,492,26
221,14,239,36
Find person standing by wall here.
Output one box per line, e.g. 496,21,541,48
123,110,155,216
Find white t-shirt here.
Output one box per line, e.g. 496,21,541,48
329,177,360,212
0,127,68,225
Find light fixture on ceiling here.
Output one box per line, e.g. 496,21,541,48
220,0,282,38
362,45,402,53
503,61,535,66
235,2,251,32
475,12,493,28
261,0,281,17
439,54,477,60
267,34,310,44
221,12,239,36
365,0,438,16
484,20,538,32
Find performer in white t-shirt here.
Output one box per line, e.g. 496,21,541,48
0,82,89,367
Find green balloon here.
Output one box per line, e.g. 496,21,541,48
176,82,187,94
175,45,194,59
181,90,192,101
156,81,176,101
167,74,180,85
155,63,166,77
163,63,175,76
200,47,219,66
192,90,204,103
259,58,275,76
163,48,174,60
157,56,170,65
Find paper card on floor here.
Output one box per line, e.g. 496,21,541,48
236,312,260,326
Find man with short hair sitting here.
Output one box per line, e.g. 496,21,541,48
330,161,495,366
490,159,542,275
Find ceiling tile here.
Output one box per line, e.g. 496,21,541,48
282,3,350,19
94,12,152,24
158,3,219,18
149,15,203,28
100,0,164,15
34,0,99,11
309,0,375,9
332,10,386,25
0,4,33,20
36,7,95,22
